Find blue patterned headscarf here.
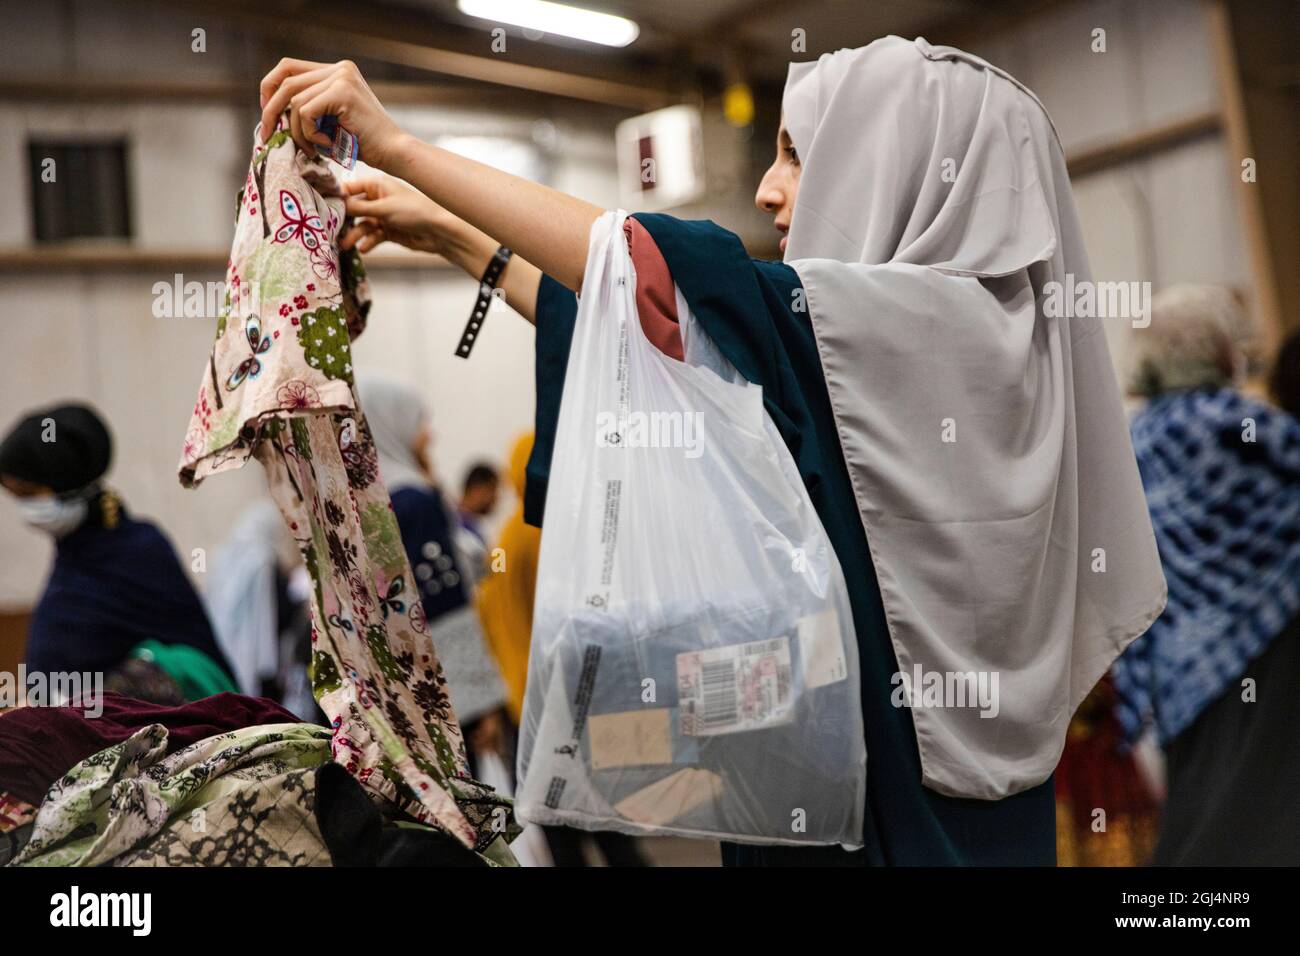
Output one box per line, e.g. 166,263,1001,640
1113,387,1300,745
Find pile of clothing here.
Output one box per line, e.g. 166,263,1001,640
1,694,491,866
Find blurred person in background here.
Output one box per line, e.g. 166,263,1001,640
358,376,509,777
455,462,500,584
0,403,235,702
203,499,321,721
1268,326,1300,418
1053,674,1160,866
1112,284,1300,865
476,433,536,728
460,463,500,528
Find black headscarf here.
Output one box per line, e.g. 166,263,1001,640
0,403,112,494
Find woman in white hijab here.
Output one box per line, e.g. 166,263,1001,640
356,376,509,778
263,36,1165,865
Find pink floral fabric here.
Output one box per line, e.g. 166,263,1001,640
178,119,514,852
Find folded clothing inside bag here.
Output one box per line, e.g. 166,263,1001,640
526,602,859,840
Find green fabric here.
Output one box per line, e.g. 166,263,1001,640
528,213,1057,865
13,723,330,867
14,721,518,868
131,639,239,701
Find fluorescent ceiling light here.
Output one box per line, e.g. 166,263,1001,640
457,0,640,48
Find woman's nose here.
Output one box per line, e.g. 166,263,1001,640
755,173,783,214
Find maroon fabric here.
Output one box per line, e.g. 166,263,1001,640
0,692,302,805
624,218,683,361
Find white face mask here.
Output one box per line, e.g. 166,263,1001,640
18,494,89,538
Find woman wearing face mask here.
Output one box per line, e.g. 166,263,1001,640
261,37,1166,865
0,403,235,697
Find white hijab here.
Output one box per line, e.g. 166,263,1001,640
783,37,1166,799
356,376,431,493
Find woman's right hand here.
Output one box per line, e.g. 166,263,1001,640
259,58,405,171
341,174,467,257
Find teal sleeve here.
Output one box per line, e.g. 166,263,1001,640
524,273,578,527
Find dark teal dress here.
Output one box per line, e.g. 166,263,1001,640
525,213,1056,865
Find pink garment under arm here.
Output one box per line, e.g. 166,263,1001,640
624,217,683,361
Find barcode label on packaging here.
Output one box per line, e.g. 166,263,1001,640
544,776,567,810
677,637,793,736
599,478,621,587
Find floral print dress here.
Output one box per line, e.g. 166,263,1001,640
177,118,515,855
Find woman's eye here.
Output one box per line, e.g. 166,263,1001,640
784,146,800,164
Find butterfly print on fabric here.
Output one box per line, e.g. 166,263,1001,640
273,189,326,252
226,315,273,391
379,576,406,618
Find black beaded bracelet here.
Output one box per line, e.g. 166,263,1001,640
455,246,513,358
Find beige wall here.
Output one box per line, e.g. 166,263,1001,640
0,1,620,608
964,0,1249,373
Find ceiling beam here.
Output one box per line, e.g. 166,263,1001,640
162,0,678,111
0,76,631,122
1065,111,1222,178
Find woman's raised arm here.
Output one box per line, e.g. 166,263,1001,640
259,57,602,292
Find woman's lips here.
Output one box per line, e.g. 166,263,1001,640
779,234,788,252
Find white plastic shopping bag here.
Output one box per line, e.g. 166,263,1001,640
516,211,865,847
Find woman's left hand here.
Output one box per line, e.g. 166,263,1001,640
341,174,465,256
258,58,405,172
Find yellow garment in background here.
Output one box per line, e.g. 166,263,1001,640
476,433,539,724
